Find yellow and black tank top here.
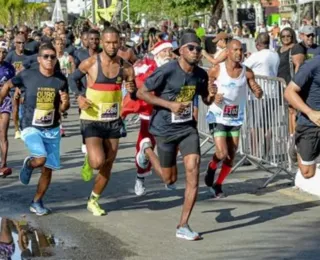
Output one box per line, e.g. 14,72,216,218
80,55,123,121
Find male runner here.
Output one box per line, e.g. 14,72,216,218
70,27,136,216
137,33,216,240
205,39,263,198
117,33,138,64
0,43,15,177
284,55,320,179
0,43,70,215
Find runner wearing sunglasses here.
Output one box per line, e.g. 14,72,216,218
137,33,216,240
0,43,70,216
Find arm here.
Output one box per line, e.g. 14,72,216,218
129,49,138,64
137,85,173,110
284,82,312,115
200,68,216,105
202,50,227,66
292,54,305,73
246,68,263,98
68,58,92,95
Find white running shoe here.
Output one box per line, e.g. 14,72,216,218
165,183,177,191
136,138,152,169
134,178,146,196
81,144,87,154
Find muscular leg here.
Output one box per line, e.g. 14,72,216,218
178,153,200,227
12,91,20,132
0,113,10,168
33,167,52,202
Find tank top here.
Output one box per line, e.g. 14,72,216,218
207,62,247,126
80,55,124,121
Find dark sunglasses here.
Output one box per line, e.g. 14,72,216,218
41,54,56,60
281,35,292,38
306,34,315,38
15,41,25,45
186,44,202,53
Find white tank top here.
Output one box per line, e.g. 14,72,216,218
207,62,247,126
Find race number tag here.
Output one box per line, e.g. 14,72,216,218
172,102,193,123
32,109,55,127
223,105,239,119
99,102,119,121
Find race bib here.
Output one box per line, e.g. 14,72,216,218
172,102,193,123
223,105,239,119
32,109,55,127
99,102,119,121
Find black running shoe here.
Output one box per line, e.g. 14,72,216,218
204,163,216,187
209,184,225,198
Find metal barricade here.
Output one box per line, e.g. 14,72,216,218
197,74,295,188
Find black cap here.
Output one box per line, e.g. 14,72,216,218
173,33,201,55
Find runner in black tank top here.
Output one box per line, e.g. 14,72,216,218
70,27,136,216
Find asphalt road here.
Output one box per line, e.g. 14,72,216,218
1,106,320,260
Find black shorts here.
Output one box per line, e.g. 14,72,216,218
155,129,200,168
81,118,123,139
295,125,320,165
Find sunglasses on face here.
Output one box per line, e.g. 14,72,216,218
41,54,56,60
186,44,202,53
306,34,315,38
15,41,25,45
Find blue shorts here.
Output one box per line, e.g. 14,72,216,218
21,126,61,170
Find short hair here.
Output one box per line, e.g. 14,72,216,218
256,32,270,47
53,37,64,44
102,26,120,36
81,30,89,37
194,20,200,25
103,20,111,28
38,43,56,55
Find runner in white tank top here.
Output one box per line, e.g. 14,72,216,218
204,39,263,198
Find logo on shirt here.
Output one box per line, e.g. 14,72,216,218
175,85,196,102
36,87,56,110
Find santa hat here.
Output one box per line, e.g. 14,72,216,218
151,41,173,55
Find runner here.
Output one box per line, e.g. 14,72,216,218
284,55,320,179
137,33,216,240
70,26,136,216
0,43,70,215
0,43,15,178
205,39,263,198
5,35,28,139
121,41,173,196
117,33,138,64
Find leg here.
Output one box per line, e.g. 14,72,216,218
0,218,13,244
0,113,10,168
33,167,52,202
297,156,316,179
12,91,20,133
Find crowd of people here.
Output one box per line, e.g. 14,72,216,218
0,16,318,243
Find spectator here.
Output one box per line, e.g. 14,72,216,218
242,24,251,38
280,18,291,31
193,20,206,43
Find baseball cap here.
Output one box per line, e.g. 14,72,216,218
213,32,230,43
173,33,201,55
300,25,315,35
0,41,7,51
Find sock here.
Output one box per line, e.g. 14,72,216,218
209,155,220,170
90,191,100,200
215,163,232,185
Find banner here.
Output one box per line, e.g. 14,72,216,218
95,0,118,23
52,0,64,22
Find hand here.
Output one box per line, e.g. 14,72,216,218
307,110,320,126
214,93,224,105
208,83,217,97
14,89,21,100
170,101,189,115
254,87,263,99
125,81,136,93
77,95,92,110
59,90,69,104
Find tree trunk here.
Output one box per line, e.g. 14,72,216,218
232,0,237,25
112,0,122,24
222,0,232,26
9,8,14,28
210,0,223,26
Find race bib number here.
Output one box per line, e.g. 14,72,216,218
99,103,119,121
223,105,239,119
32,109,55,127
172,102,193,123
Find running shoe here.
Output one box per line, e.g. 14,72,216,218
136,138,152,169
135,178,146,196
30,200,51,216
15,130,21,139
19,157,33,185
209,184,225,199
81,155,93,182
87,197,106,216
62,112,68,118
81,144,87,154
165,183,177,191
0,167,12,178
204,163,216,187
176,224,201,241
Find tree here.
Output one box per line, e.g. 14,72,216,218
0,0,25,27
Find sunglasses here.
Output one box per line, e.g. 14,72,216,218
306,34,315,38
281,35,292,38
41,54,57,60
15,41,25,45
186,44,202,53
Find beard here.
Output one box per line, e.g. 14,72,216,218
106,51,118,58
154,56,171,67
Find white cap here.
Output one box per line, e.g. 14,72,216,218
0,41,7,51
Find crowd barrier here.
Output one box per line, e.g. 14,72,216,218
197,74,296,188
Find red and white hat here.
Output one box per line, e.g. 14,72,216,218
151,41,173,55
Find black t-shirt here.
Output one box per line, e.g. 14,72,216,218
277,48,292,84
291,42,320,60
293,56,320,126
11,68,68,130
24,39,40,55
145,60,209,137
5,51,27,73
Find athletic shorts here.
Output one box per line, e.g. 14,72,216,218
21,126,61,170
155,129,200,168
209,123,241,137
81,118,123,139
0,242,15,258
295,125,320,165
0,96,12,114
